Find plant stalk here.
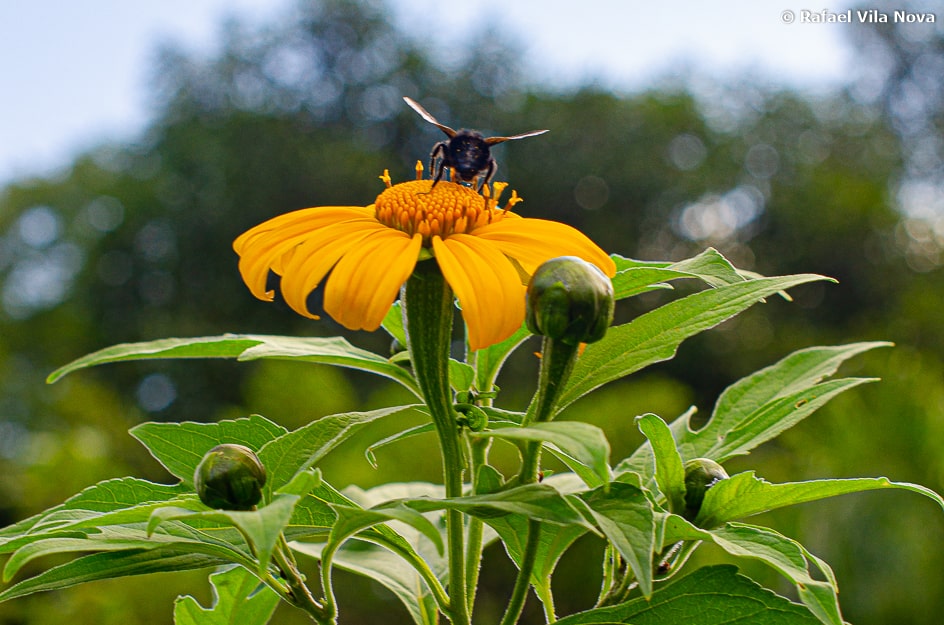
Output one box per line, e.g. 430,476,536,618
404,261,470,625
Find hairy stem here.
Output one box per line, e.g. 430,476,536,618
273,536,332,624
498,519,542,625
502,336,582,624
404,261,469,625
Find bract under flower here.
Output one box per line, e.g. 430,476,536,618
233,171,615,350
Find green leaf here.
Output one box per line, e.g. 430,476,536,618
636,414,686,515
258,405,422,498
131,415,286,485
382,301,407,346
402,483,591,528
149,470,320,574
449,359,475,392
47,336,264,382
677,342,890,462
616,343,890,480
48,334,420,396
709,524,842,625
558,274,832,411
237,335,420,396
696,471,944,529
477,422,611,487
472,323,533,391
0,549,224,603
580,482,658,598
174,566,279,625
659,516,842,625
148,502,292,575
0,477,187,545
364,422,435,469
553,564,820,624
296,541,441,625
611,248,745,300
488,515,586,601
327,504,444,557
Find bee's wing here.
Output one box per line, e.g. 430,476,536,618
403,97,456,138
485,129,549,144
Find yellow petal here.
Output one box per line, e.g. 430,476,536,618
474,218,616,277
433,234,526,350
324,230,422,331
234,206,372,300
279,218,388,318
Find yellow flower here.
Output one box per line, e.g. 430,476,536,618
233,170,615,351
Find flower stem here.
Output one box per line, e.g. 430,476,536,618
502,336,581,624
273,536,332,623
404,260,469,625
519,336,581,482
498,519,541,625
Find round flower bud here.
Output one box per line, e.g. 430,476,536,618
683,458,729,522
194,444,267,511
526,256,615,346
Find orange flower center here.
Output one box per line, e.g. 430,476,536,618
374,179,518,244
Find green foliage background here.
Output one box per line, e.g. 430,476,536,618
0,0,942,622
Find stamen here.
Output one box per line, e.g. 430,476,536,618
373,174,525,244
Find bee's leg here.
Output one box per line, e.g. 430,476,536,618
477,158,497,192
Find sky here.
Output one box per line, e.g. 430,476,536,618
0,0,856,185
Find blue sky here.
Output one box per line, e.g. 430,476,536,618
1,0,852,184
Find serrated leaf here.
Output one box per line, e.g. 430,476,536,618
553,564,820,624
611,248,745,300
617,343,890,479
678,343,890,462
131,415,286,485
696,471,944,529
174,566,279,625
478,422,611,488
558,274,832,411
581,482,658,598
636,414,685,515
48,334,420,396
258,405,421,498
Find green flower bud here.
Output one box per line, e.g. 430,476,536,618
526,256,615,345
683,458,728,522
194,444,267,511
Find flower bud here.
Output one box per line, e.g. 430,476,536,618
683,458,728,522
194,444,267,511
526,256,614,346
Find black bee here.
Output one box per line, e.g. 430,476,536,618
403,96,548,190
